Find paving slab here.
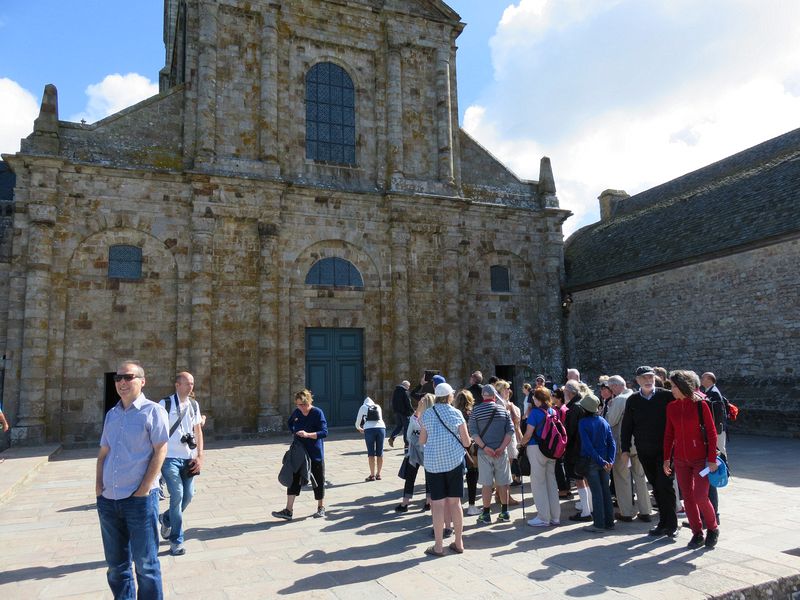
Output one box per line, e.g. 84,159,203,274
0,433,798,599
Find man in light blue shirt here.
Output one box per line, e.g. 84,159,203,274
96,361,169,600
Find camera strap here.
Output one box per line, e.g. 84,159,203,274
168,400,189,439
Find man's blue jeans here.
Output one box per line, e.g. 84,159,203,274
97,489,163,600
585,461,615,529
161,457,195,544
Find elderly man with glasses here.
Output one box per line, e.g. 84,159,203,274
95,361,169,599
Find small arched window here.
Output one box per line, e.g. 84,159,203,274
108,245,143,279
305,62,356,165
305,257,363,288
490,265,510,292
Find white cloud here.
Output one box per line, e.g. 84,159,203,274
464,1,800,237
70,73,158,124
0,78,39,156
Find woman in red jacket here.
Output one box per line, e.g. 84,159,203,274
663,370,720,549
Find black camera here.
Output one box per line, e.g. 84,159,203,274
180,432,197,450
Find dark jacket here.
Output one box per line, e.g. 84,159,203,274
467,383,483,405
278,438,314,489
702,385,726,434
620,388,673,456
391,385,413,417
564,394,587,462
411,380,435,402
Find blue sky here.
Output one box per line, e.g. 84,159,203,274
2,0,799,234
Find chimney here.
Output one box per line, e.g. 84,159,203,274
598,189,629,221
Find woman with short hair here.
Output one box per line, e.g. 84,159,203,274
273,389,328,520
419,382,471,556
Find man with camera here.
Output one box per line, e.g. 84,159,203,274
158,371,204,556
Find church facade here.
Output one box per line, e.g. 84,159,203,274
0,0,569,445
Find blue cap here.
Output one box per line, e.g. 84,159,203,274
432,375,446,386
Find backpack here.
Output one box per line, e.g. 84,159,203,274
537,408,568,459
724,396,739,422
366,404,380,422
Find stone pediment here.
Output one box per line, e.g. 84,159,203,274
344,0,461,23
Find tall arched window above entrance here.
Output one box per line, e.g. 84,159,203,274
305,62,356,165
305,257,363,288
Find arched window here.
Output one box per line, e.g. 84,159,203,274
108,245,143,279
490,265,510,292
305,257,363,288
305,62,356,165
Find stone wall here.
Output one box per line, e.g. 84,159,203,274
566,239,800,437
0,161,567,444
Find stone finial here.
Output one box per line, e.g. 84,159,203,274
539,157,556,196
34,84,59,134
25,84,60,155
598,189,630,221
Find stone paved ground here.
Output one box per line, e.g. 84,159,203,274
0,432,799,599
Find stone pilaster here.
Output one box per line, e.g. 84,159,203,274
257,220,282,432
259,12,280,175
195,0,218,166
13,203,57,445
435,48,455,186
386,48,404,183
189,214,215,430
390,226,411,381
442,235,462,380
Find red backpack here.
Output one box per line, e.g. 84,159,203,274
537,408,568,459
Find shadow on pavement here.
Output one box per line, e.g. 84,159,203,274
278,556,423,594
0,560,107,585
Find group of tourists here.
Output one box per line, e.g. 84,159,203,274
95,359,731,597
270,365,730,559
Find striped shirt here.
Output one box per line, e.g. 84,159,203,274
421,404,466,473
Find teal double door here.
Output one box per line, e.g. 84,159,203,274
305,328,363,427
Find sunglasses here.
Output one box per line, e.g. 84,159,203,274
113,374,142,382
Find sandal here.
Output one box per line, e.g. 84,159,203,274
375,474,382,480
365,475,375,481
448,542,464,554
424,546,444,557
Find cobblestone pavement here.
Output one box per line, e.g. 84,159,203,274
1,432,798,599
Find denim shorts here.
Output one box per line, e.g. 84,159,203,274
364,427,386,457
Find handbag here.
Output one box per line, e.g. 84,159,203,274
398,455,409,479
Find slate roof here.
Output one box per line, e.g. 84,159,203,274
564,127,800,291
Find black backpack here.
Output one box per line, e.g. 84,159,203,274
366,404,380,422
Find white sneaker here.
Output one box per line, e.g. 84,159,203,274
527,517,550,527
466,505,481,516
